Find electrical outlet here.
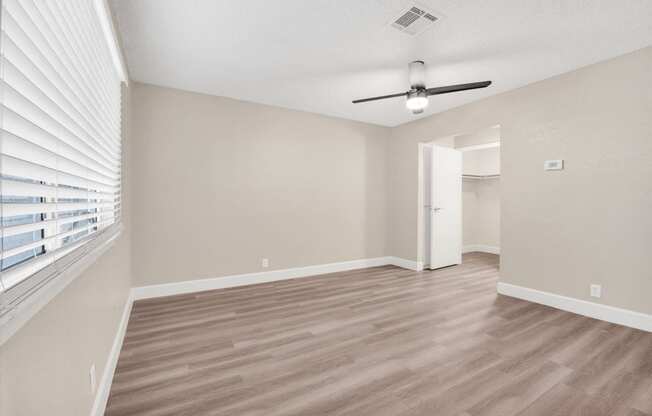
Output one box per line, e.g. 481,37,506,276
89,363,96,394
590,284,602,298
261,258,269,268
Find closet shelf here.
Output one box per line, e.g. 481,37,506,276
462,174,500,180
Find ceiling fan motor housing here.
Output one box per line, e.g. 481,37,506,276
408,60,426,90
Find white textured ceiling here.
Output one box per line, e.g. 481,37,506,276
111,0,652,127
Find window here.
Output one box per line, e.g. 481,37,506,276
0,0,123,320
2,192,46,271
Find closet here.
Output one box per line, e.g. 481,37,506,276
461,144,500,254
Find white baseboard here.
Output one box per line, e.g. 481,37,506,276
497,282,652,333
388,257,423,271
133,256,428,300
91,291,134,416
463,244,500,255
133,256,423,300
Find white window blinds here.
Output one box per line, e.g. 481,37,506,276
0,0,122,317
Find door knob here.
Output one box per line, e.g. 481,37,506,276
432,207,442,212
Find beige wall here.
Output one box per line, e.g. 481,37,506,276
455,125,501,149
462,147,500,176
130,83,390,286
389,46,652,315
0,87,133,416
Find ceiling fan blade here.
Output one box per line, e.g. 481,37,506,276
352,91,408,104
426,81,492,96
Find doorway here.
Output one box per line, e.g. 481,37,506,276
419,126,501,269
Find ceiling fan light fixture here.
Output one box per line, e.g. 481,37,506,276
406,90,428,113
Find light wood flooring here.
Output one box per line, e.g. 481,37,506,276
106,253,652,416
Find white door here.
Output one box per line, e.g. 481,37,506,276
429,145,462,269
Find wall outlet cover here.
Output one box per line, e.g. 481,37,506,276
590,284,602,298
261,258,269,268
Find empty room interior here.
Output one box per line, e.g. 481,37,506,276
1,1,651,415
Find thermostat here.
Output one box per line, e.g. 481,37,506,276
544,160,564,171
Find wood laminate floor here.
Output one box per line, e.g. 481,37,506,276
106,253,652,416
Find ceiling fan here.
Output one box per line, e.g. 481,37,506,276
352,61,491,114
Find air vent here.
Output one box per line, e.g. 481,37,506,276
390,5,439,36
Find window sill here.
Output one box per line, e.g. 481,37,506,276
0,224,123,346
